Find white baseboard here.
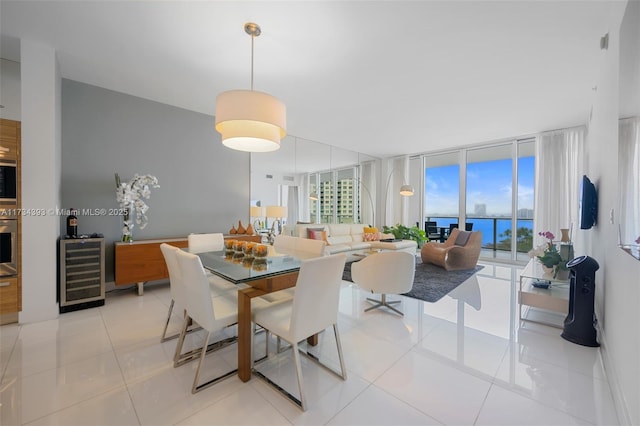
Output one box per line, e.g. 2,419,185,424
596,310,632,425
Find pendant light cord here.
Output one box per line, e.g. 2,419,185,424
250,33,254,91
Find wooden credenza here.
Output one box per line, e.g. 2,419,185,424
114,235,261,295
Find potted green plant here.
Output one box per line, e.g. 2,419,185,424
382,223,427,247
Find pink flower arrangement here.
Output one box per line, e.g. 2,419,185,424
528,230,562,271
538,231,555,249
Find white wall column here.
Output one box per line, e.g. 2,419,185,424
20,40,61,323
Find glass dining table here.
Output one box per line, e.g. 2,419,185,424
195,250,314,382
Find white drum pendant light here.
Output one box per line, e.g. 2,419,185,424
215,23,286,152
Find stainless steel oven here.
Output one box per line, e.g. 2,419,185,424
0,160,17,205
0,218,17,277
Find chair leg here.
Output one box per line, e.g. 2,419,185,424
365,294,404,316
253,328,347,412
276,336,291,353
160,299,174,342
191,331,238,394
162,304,203,343
251,323,269,369
173,314,191,367
173,315,237,368
192,331,210,394
291,342,307,411
333,324,347,380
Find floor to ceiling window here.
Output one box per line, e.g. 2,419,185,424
424,152,460,231
308,166,359,224
466,144,514,260
422,139,535,262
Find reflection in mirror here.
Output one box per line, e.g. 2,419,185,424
618,0,640,260
250,136,379,227
618,117,639,259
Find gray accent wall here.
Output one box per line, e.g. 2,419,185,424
62,79,250,282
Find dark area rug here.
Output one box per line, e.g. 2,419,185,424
343,258,484,303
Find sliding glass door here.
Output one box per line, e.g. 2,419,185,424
424,152,460,232
423,138,535,262
466,144,513,260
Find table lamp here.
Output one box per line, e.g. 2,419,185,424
266,205,287,243
250,206,266,232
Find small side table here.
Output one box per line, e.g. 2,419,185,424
518,259,569,328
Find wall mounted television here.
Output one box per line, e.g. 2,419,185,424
580,175,598,229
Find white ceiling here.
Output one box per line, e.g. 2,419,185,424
0,1,617,158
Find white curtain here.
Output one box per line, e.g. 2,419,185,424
619,117,640,245
534,126,587,242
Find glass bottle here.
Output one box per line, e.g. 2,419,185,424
67,208,78,238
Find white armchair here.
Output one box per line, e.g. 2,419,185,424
350,251,416,316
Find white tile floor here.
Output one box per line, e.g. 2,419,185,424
0,261,619,425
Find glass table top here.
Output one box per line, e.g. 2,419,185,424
521,258,569,284
196,250,302,284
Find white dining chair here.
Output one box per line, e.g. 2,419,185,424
273,235,326,257
160,243,234,367
262,235,327,332
252,253,348,411
160,243,196,343
174,249,240,393
188,232,224,253
350,251,416,316
188,232,238,294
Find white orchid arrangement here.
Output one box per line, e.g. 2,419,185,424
115,173,160,241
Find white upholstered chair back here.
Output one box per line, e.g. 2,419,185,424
176,250,218,332
188,233,224,254
273,234,297,252
274,235,326,257
289,254,346,340
351,251,415,295
160,243,185,308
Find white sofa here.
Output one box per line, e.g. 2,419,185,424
286,223,417,255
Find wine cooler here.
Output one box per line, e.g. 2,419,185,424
59,237,105,313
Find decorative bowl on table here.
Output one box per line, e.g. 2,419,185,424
252,244,268,270
242,242,256,267
232,241,246,263
224,239,236,259
253,244,268,258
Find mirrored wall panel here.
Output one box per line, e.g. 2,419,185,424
251,136,379,227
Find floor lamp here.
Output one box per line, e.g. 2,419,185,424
356,178,375,227
383,169,414,226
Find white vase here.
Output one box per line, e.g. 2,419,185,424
541,265,555,276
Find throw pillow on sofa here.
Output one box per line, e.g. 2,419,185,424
363,232,381,241
307,228,328,243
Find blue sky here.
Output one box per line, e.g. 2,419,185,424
425,157,534,216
